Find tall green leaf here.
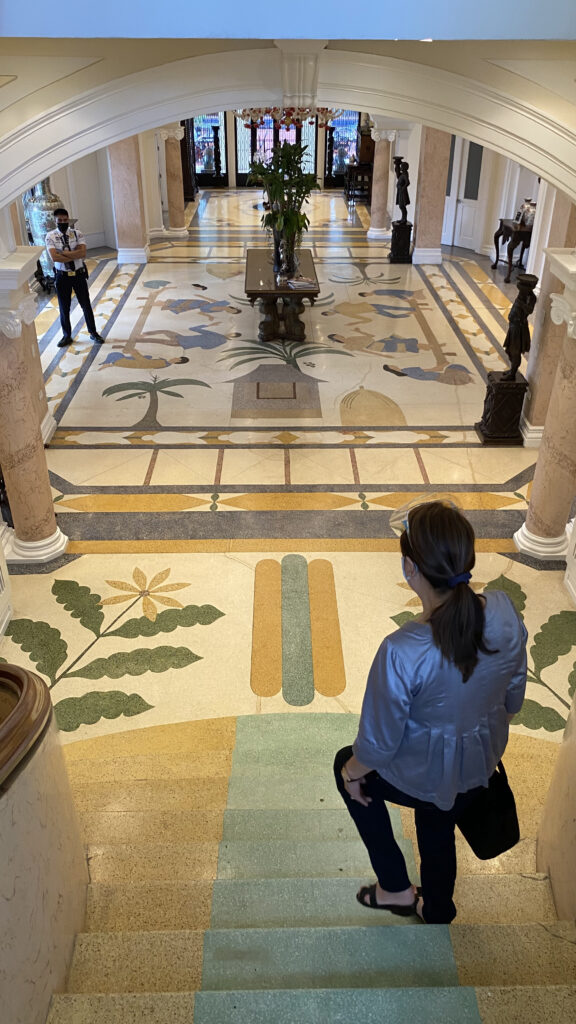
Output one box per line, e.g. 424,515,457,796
65,645,201,679
107,603,224,639
54,691,153,732
391,611,418,628
5,619,68,683
530,610,576,677
512,698,566,732
568,660,576,700
483,575,527,617
52,580,104,637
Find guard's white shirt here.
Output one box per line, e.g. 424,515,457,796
45,227,85,272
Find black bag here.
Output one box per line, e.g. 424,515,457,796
456,760,520,860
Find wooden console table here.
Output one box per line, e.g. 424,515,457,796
492,218,533,283
245,249,320,343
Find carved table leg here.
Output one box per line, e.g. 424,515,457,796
283,296,306,342
258,298,280,343
492,224,503,269
505,238,519,283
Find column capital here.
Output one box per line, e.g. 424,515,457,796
550,293,576,339
158,123,185,142
0,295,37,339
371,129,396,143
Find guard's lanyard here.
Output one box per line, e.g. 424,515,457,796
58,229,76,252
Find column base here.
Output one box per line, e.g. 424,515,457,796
513,522,570,560
164,226,189,238
412,247,443,265
519,413,544,448
4,525,68,564
367,226,392,240
41,411,57,445
117,246,149,265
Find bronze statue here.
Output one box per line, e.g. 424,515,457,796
393,156,410,224
502,273,538,381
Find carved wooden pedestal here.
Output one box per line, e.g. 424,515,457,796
389,221,413,264
475,371,529,446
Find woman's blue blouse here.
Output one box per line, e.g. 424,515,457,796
352,590,528,810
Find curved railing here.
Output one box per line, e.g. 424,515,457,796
0,663,52,788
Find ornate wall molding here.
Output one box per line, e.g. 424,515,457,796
371,129,396,143
550,293,576,339
158,124,185,142
2,47,576,207
0,296,37,339
274,40,328,109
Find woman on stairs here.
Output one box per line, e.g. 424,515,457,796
334,499,527,924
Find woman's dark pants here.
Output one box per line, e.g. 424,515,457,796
334,745,481,923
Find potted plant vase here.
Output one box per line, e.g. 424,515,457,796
249,142,319,277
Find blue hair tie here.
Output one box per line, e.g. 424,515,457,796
447,572,471,588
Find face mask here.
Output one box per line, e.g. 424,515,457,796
57,222,69,232
402,557,418,582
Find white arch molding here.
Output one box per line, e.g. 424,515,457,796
1,48,576,208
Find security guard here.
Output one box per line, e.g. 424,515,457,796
45,208,104,347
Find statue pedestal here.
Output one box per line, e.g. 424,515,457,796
475,371,528,446
388,221,412,264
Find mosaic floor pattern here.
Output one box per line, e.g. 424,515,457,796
2,191,574,747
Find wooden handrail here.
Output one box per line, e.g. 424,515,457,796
0,664,52,788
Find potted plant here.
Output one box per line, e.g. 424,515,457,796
249,141,319,277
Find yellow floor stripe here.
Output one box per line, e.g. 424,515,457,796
251,559,282,697
308,559,346,697
67,538,518,554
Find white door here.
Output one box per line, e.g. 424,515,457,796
442,138,484,250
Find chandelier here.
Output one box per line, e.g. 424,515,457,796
237,107,342,129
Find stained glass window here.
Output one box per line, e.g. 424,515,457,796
329,110,359,176
300,119,317,175
193,113,226,175
254,116,276,164
236,120,253,175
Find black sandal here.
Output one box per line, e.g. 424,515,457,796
356,883,418,916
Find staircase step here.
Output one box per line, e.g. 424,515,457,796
221,806,402,841
451,922,576,986
194,986,481,1023
475,984,576,1024
70,777,229,813
67,931,204,994
63,716,236,762
210,872,557,929
80,809,224,844
451,873,556,924
233,712,359,754
87,842,219,883
47,992,196,1024
226,770,345,809
217,837,418,880
201,924,457,991
86,882,213,932
66,750,232,784
211,877,418,929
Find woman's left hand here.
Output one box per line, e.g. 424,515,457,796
344,776,372,806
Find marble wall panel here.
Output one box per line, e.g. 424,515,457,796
0,717,88,1024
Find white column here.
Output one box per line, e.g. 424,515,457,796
514,248,576,576
139,130,165,238
0,237,68,564
158,123,188,238
367,128,395,241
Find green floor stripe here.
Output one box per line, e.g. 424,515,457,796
281,555,314,706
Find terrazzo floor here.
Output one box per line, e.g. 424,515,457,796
2,190,574,746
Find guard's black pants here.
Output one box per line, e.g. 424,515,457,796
55,271,97,337
334,745,482,923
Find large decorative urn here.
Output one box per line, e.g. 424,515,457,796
26,178,65,275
